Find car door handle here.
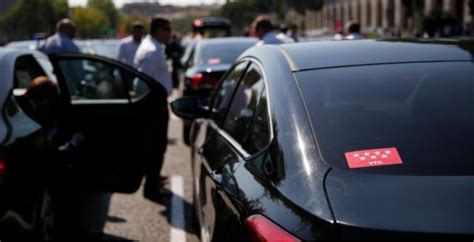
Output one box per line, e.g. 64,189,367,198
211,170,223,185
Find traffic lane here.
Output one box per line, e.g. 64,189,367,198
101,103,199,242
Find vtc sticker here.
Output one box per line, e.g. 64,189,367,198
345,147,403,169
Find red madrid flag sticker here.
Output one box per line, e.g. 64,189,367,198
345,147,403,169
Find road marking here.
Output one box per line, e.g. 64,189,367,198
170,175,186,242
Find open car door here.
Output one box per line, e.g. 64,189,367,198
49,53,168,193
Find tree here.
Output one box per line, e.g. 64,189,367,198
284,0,323,14
0,0,57,40
71,7,110,38
217,0,323,29
118,13,149,38
219,0,260,29
52,0,69,21
87,0,118,29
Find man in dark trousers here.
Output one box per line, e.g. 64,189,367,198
134,16,172,198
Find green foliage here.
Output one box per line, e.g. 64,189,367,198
87,0,118,29
118,14,149,36
0,0,61,40
171,14,209,35
285,0,323,14
219,0,259,29
52,0,69,20
217,0,323,29
71,7,110,39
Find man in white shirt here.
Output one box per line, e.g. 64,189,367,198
117,22,144,67
134,16,172,199
135,17,172,96
254,18,282,46
276,23,295,44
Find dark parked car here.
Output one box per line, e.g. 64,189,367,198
179,37,257,144
172,39,474,240
0,48,168,238
192,17,232,38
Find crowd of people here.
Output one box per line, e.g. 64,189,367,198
31,14,364,202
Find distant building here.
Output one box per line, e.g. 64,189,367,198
287,0,472,37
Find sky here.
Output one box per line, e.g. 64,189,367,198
69,0,225,8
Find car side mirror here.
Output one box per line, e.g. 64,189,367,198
170,97,209,120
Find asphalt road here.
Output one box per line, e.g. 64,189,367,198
100,94,200,242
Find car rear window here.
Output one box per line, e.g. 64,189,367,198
197,42,254,66
297,62,474,175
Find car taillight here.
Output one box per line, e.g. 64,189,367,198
245,214,301,242
0,150,5,184
191,73,220,89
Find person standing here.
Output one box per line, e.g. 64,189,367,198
38,18,80,54
254,17,282,46
135,17,172,96
345,21,364,40
134,16,172,198
276,23,295,44
166,33,184,89
289,24,300,42
117,22,144,67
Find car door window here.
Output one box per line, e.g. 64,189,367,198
33,53,58,83
210,61,248,124
57,59,128,101
247,87,270,155
13,55,52,122
14,55,47,89
122,71,151,102
222,64,265,149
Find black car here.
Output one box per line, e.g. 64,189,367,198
192,17,232,38
179,37,257,144
0,48,168,238
172,39,474,240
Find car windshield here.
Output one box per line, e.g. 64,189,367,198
297,62,474,176
197,42,254,66
200,27,230,38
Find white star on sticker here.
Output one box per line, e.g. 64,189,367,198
382,154,388,158
375,151,381,155
353,154,360,158
364,152,370,156
385,150,391,154
370,155,377,159
360,157,366,160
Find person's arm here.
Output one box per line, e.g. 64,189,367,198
117,42,126,63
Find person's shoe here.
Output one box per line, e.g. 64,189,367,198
144,186,172,201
